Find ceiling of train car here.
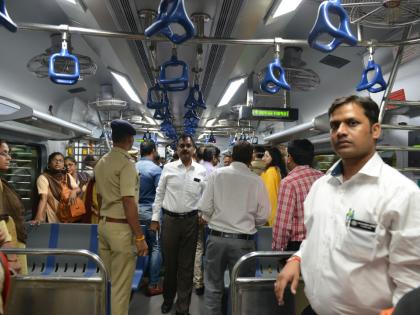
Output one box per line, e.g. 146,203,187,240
0,0,409,137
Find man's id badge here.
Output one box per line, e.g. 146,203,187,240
349,219,377,233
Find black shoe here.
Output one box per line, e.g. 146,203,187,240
195,287,204,296
161,301,173,314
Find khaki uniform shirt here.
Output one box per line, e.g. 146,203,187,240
94,147,139,219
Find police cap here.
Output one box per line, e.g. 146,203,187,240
110,119,136,136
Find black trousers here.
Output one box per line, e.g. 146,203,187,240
161,213,198,314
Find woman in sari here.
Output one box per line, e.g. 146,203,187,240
260,147,288,226
0,139,27,274
33,152,81,223
64,156,90,197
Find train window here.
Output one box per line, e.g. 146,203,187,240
5,144,43,220
66,140,109,169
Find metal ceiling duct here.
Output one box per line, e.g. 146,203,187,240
26,33,97,79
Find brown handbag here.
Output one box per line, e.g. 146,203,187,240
57,175,86,222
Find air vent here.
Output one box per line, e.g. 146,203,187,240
68,87,87,94
202,0,244,98
108,0,154,87
319,54,351,69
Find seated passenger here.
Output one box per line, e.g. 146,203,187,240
33,152,83,223
0,140,25,274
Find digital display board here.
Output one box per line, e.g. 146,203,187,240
239,106,298,121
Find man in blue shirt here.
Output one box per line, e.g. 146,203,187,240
135,141,163,296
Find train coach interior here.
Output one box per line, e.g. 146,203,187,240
0,0,420,314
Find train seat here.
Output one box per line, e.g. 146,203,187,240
25,223,148,289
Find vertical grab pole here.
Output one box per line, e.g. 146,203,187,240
378,25,412,124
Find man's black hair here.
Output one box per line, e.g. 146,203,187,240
177,134,196,148
232,141,253,165
140,141,156,157
328,95,379,125
287,139,315,166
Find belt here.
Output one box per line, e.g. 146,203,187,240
100,216,128,224
162,209,198,218
208,229,254,240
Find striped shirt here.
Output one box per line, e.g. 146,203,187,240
272,165,323,250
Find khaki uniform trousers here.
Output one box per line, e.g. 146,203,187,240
98,218,136,315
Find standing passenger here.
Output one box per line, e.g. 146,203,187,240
193,145,218,296
274,96,420,315
272,139,323,251
222,151,232,167
135,141,163,296
64,156,89,196
0,140,25,273
95,120,148,315
260,147,287,226
199,141,270,315
34,152,81,223
151,134,206,315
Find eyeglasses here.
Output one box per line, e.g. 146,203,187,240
178,143,193,149
0,152,11,158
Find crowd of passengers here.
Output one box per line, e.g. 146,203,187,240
0,95,419,315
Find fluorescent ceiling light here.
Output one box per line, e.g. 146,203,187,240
109,69,142,104
206,118,217,127
217,77,247,107
64,0,77,4
156,131,164,138
273,0,303,18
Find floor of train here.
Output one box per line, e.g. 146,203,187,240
129,288,205,315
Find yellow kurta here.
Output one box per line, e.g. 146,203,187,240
260,166,281,226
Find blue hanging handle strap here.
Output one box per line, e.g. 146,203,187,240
147,82,170,109
308,0,357,53
356,48,387,93
261,43,290,94
183,109,199,120
49,32,80,85
145,0,196,44
184,84,206,109
159,53,189,91
0,0,16,32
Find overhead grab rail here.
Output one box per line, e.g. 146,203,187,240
0,0,16,32
49,32,80,85
159,47,189,91
308,0,357,53
17,23,420,48
144,0,196,45
356,45,386,93
260,42,290,94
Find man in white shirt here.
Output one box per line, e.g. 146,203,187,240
151,134,206,315
274,95,420,315
199,141,270,315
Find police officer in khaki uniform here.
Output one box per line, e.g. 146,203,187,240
94,120,148,315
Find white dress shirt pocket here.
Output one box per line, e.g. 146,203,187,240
185,179,202,197
338,227,377,261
